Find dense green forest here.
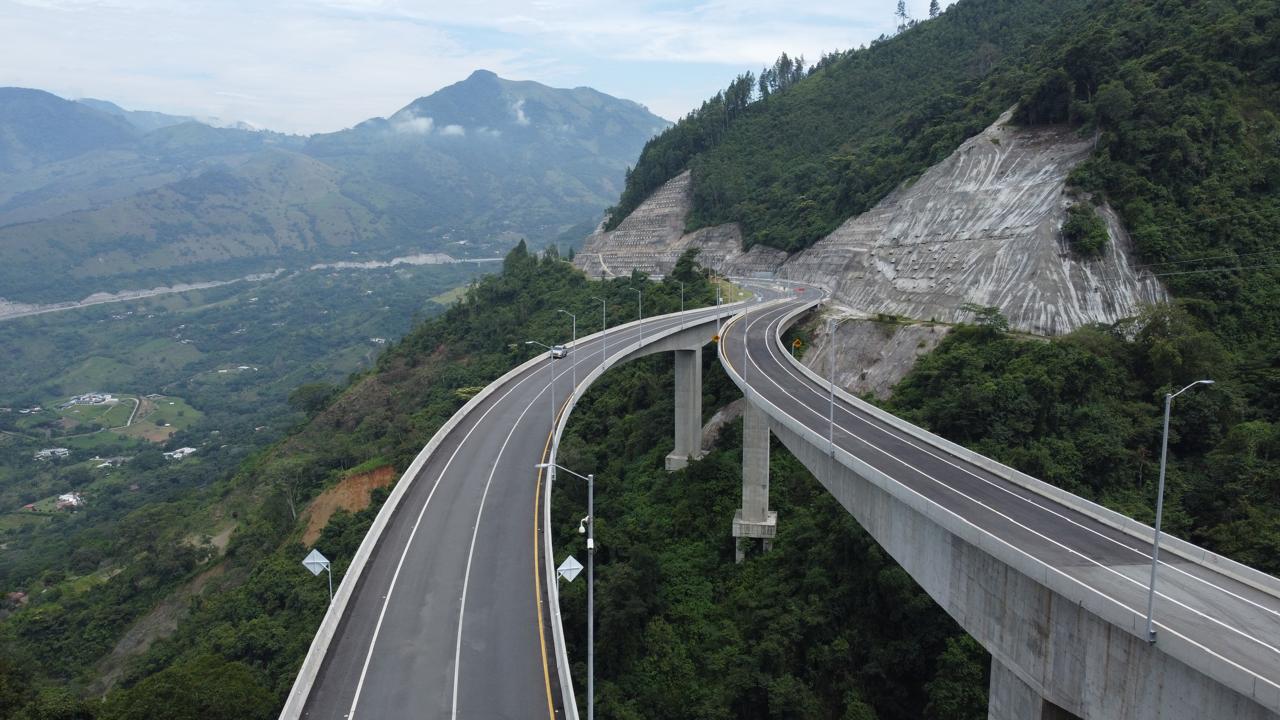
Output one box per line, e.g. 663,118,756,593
0,263,482,716
4,0,1278,716
886,304,1280,577
607,0,1092,250
609,0,1280,276
876,0,1280,577
551,351,987,719
0,246,722,718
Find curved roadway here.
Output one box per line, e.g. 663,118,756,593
720,297,1280,700
301,303,733,719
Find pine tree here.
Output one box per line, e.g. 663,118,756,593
929,0,941,18
895,0,909,32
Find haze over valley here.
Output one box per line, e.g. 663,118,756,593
0,72,667,304
1,1,1278,719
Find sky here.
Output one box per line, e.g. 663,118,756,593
1,0,954,135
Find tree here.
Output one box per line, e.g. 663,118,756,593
1062,204,1109,258
288,383,338,416
98,655,275,720
895,0,909,31
924,636,988,719
929,0,941,18
958,303,1009,334
13,687,94,720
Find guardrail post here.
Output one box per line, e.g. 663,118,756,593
665,348,703,471
732,402,777,562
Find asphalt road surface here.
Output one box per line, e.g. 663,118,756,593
302,303,733,720
721,298,1280,696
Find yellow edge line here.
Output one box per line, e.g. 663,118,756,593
534,391,571,720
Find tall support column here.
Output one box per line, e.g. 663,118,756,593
732,403,777,562
989,657,1063,720
665,348,703,471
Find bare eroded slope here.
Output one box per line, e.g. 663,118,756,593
576,112,1166,335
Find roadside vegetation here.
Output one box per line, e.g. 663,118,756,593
0,263,483,716
0,245,717,717
552,350,988,720
608,0,1094,251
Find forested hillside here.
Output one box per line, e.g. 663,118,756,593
607,0,1092,251
885,307,1280,577
552,350,987,720
0,73,666,304
865,0,1280,576
0,246,711,718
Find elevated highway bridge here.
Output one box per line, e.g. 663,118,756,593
283,285,1280,720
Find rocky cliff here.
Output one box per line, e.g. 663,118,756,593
575,111,1166,336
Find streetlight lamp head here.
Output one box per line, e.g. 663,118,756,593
535,463,551,469
1200,379,1215,385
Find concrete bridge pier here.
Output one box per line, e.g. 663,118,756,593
732,403,777,562
665,348,703,471
989,658,1081,720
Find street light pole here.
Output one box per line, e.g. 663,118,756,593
714,273,723,334
558,310,577,389
630,287,643,345
590,296,606,367
1145,378,1213,642
536,462,595,720
826,316,855,456
586,471,594,720
676,280,685,329
525,340,556,426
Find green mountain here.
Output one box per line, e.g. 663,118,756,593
0,88,138,172
76,99,197,134
305,70,670,255
5,1,1278,718
0,74,668,303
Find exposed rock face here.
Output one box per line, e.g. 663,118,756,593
779,111,1166,334
575,111,1166,336
801,317,950,400
575,170,787,278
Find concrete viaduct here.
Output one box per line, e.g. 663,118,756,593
285,285,1280,720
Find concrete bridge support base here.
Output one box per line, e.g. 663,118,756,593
665,348,703,471
732,403,776,562
989,659,1082,720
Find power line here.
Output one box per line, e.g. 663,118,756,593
1152,261,1280,278
1134,248,1280,270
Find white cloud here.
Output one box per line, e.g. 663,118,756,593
439,124,466,136
0,0,957,134
393,113,434,134
511,98,530,126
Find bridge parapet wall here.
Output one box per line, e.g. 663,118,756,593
718,300,1280,720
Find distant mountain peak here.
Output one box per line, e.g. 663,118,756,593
376,71,668,144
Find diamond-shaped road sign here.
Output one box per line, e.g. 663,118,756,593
557,555,583,582
302,549,331,576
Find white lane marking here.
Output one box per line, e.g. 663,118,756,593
347,318,655,716
730,306,1280,666
450,309,718,714
347,307,723,717
450,361,546,719
742,307,1280,656
722,307,1280,690
755,305,1280,625
346,359,550,719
